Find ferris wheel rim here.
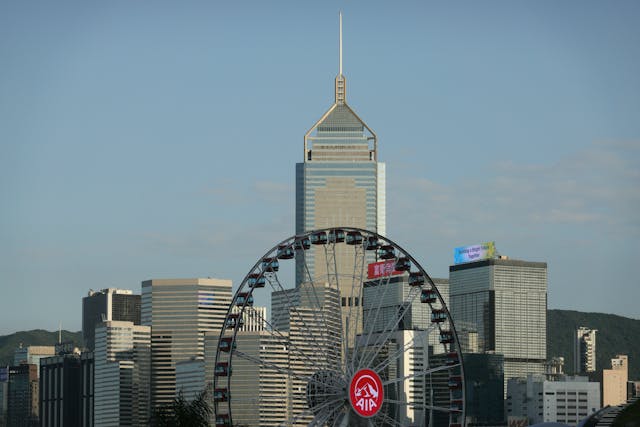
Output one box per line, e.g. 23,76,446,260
213,227,466,427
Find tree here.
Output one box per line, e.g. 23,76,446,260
150,390,212,427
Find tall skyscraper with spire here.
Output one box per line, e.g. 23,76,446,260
295,13,385,338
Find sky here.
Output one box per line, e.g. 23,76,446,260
1,1,639,335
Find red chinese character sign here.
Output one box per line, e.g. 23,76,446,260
349,369,384,417
367,260,403,279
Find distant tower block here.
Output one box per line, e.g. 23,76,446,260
574,327,597,374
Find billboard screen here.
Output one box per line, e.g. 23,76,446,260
367,260,403,279
454,241,496,264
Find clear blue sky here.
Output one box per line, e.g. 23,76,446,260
1,1,639,334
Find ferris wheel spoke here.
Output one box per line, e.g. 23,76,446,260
238,305,329,376
364,303,437,371
310,398,347,427
297,245,334,346
350,264,397,373
382,362,459,387
357,285,423,370
374,411,405,427
265,272,329,361
382,399,454,413
345,243,366,376
233,349,344,395
371,323,437,374
280,395,343,427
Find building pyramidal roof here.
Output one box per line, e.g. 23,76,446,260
306,12,376,140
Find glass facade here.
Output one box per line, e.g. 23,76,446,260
82,289,141,352
295,69,385,344
450,258,547,395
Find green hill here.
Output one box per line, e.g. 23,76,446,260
0,329,82,366
547,309,640,380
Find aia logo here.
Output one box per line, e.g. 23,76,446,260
349,369,383,417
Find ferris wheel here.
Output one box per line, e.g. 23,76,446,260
213,228,465,427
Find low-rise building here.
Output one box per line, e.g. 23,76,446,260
507,374,600,425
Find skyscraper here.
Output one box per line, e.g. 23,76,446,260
82,288,141,351
94,320,150,427
295,13,385,339
575,327,597,374
450,255,547,394
141,278,232,408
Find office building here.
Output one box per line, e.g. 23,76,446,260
507,374,600,425
602,354,628,406
575,327,597,374
40,352,93,427
0,367,7,427
175,358,206,402
295,14,385,342
232,305,267,332
94,320,150,427
450,255,547,394
229,331,290,426
271,282,342,425
14,345,55,369
464,353,505,425
142,278,232,408
82,288,141,351
6,364,39,427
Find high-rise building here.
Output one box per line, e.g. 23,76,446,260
0,367,8,427
141,278,232,408
507,374,600,425
14,345,55,368
82,288,141,351
295,13,386,340
228,331,290,426
450,255,547,394
602,354,628,407
271,282,342,425
464,353,505,425
40,352,94,427
94,320,150,427
575,327,597,374
6,364,39,427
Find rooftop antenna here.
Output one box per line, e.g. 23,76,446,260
335,11,346,104
339,11,343,76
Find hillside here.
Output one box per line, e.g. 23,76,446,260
0,329,82,366
547,309,640,380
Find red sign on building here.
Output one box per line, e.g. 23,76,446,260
367,260,403,279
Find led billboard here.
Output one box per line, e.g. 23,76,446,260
454,241,496,264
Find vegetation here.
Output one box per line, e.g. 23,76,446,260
0,329,82,365
150,390,212,427
612,399,640,427
547,309,640,380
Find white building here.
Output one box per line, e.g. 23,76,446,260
94,320,150,427
575,327,597,373
506,374,600,425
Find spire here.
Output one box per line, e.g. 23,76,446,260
339,11,343,76
335,11,346,104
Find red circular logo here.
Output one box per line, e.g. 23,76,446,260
349,369,384,417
